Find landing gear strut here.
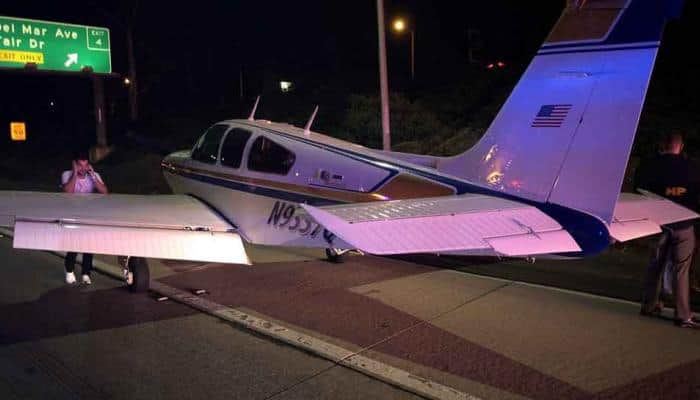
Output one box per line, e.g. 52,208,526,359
119,256,150,292
325,248,349,263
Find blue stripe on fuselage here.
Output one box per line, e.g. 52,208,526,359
168,168,342,206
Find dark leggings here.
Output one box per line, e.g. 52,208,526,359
65,252,93,276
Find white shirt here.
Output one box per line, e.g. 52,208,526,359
61,170,104,194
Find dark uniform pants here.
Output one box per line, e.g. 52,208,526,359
642,226,695,321
65,252,94,277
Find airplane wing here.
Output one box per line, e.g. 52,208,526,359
0,191,250,265
609,191,699,242
301,194,582,257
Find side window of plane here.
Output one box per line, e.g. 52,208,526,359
220,128,252,169
247,136,296,175
191,124,228,164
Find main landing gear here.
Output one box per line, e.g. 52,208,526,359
119,256,150,292
325,248,350,263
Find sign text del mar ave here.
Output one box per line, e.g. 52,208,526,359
0,15,111,73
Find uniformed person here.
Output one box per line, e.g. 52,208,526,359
635,132,699,328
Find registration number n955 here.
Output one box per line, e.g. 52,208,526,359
266,201,335,244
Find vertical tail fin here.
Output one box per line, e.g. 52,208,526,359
438,0,684,224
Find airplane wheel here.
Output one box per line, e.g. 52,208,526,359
127,257,150,293
325,248,345,263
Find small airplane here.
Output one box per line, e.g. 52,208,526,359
0,0,693,292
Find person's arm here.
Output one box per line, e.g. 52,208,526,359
88,168,108,194
62,162,79,193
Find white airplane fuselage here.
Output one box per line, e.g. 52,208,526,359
161,119,464,251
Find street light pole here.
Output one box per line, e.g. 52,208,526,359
376,0,391,151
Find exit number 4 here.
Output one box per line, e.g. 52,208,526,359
87,28,109,50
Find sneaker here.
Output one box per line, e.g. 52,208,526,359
82,275,92,285
65,271,76,284
675,318,700,329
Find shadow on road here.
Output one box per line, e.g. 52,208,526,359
0,284,195,345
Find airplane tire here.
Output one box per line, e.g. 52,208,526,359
325,248,344,263
127,257,150,293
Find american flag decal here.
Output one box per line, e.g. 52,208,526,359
531,104,572,128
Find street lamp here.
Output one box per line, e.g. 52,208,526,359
392,17,415,80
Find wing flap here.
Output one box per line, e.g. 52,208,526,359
302,195,581,256
13,221,250,265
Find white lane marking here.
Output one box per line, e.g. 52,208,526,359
0,228,480,400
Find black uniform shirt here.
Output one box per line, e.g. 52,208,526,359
634,153,700,226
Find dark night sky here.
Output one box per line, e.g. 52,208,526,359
0,1,564,94
0,1,561,71
0,1,697,152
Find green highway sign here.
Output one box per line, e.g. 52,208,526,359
0,15,111,73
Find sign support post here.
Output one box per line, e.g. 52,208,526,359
90,75,111,161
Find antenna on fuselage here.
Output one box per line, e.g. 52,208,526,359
303,105,319,137
247,95,261,121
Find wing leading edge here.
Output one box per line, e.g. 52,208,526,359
0,191,250,265
301,194,581,257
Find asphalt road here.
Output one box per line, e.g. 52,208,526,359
0,236,422,400
2,231,700,400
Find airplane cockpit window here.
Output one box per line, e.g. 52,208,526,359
191,124,228,164
247,136,296,175
220,128,252,169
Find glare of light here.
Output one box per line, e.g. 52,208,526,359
371,193,390,201
393,19,406,33
487,63,495,69
486,171,504,185
123,77,131,85
497,61,506,68
483,145,498,163
279,81,293,92
49,101,55,107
